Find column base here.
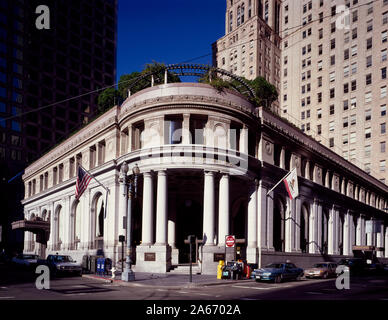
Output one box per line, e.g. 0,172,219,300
199,245,226,275
246,247,257,264
135,244,171,273
171,247,179,265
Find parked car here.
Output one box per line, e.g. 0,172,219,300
337,258,368,276
11,254,39,269
254,262,304,283
43,254,82,276
304,262,337,279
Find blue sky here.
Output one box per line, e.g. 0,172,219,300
117,0,226,81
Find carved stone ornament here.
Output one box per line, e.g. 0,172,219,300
317,168,322,178
264,141,272,155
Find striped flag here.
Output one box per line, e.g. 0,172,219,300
75,166,92,199
283,168,299,200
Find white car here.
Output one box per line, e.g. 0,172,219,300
11,254,39,269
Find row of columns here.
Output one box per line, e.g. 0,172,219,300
120,166,388,263
133,170,233,248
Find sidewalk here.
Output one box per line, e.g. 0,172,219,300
82,271,253,289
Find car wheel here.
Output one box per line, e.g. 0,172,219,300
275,275,282,283
323,272,328,279
296,273,302,281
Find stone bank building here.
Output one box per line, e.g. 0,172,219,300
16,78,388,274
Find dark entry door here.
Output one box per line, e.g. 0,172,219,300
176,200,203,263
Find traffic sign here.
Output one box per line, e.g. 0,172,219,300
225,235,235,248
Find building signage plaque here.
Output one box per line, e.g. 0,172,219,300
144,252,156,261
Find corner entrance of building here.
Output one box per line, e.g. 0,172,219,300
176,200,203,263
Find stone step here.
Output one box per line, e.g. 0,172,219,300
168,264,201,274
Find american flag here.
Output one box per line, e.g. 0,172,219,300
75,166,92,199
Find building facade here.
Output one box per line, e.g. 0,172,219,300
18,81,388,275
212,0,282,92
281,0,388,185
0,0,117,253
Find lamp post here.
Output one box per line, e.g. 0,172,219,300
120,162,140,282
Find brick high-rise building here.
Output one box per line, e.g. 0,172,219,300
0,0,117,253
280,0,388,184
212,0,282,112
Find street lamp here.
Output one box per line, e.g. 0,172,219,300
120,162,140,282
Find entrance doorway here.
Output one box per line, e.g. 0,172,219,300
176,200,203,263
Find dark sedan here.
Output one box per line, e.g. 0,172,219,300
254,262,304,283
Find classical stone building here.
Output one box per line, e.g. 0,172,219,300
17,78,388,274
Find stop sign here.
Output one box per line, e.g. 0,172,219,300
225,235,235,248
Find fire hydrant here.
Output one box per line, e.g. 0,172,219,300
217,260,225,280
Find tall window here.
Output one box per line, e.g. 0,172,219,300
237,6,241,26
164,115,183,145
241,3,245,24
229,11,233,32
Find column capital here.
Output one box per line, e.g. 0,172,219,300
204,170,215,176
157,170,168,176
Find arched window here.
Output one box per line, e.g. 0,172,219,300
241,3,245,24
321,209,329,254
300,204,310,253
229,11,233,32
273,197,285,252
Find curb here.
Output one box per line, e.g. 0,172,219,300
82,274,254,289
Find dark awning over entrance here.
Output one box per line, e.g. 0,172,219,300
11,219,50,233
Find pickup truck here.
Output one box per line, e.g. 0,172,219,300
39,254,82,276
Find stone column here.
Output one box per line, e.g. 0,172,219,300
257,182,268,252
218,174,230,246
247,183,257,263
356,215,362,245
239,126,249,154
294,198,301,252
203,171,215,245
334,209,340,254
267,190,274,251
182,114,191,144
141,172,154,245
343,211,351,256
366,219,373,246
279,147,286,169
119,164,128,238
316,202,323,253
385,226,388,258
155,171,168,245
376,221,384,258
285,197,293,252
309,201,318,254
328,206,336,255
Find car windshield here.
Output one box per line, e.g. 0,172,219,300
265,263,282,269
23,255,38,260
313,263,328,268
53,255,73,263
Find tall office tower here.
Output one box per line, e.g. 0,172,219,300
0,0,117,253
281,0,388,184
212,0,282,111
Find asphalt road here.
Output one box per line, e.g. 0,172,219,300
1,263,388,300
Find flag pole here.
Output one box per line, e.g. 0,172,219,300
80,165,109,193
266,170,292,196
79,165,110,218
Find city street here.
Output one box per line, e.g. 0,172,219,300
1,263,388,300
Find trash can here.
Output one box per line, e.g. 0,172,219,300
81,255,90,273
105,258,112,275
217,260,225,280
90,255,102,274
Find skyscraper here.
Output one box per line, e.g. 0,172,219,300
212,0,282,112
0,0,117,253
213,0,388,184
281,0,388,184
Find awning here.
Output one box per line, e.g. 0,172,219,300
11,219,50,233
